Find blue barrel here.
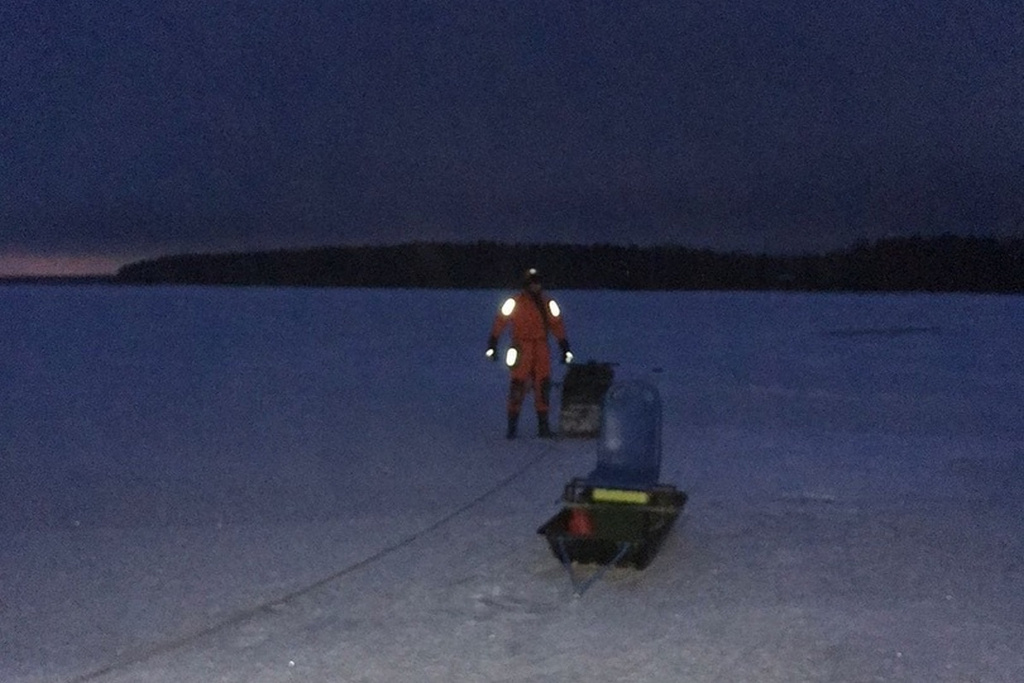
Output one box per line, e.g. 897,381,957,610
586,381,662,489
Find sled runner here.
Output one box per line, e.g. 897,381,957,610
538,381,687,596
557,361,614,437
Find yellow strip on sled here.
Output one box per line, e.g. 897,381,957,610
590,488,650,505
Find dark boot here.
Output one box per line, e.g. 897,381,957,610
538,412,553,438
506,413,519,440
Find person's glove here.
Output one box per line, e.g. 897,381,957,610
559,339,573,364
485,336,498,361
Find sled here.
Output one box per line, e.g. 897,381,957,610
538,381,687,595
538,479,687,567
557,361,614,437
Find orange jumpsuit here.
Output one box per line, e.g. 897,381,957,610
489,289,569,416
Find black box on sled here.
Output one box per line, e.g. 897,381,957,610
558,361,614,437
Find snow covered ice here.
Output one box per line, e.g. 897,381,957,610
2,285,1022,682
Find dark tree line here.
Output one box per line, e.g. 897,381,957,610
115,235,1024,293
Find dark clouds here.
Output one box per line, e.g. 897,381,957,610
3,0,1023,261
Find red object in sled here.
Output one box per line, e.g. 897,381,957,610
566,507,594,536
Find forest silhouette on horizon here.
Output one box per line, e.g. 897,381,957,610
111,235,1024,293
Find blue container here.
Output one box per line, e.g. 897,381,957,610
586,381,662,489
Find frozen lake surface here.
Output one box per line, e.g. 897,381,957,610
2,285,1022,682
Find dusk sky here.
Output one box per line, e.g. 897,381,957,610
3,0,1023,275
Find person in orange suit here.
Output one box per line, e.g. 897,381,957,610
486,268,572,439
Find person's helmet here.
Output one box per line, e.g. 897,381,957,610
523,267,541,286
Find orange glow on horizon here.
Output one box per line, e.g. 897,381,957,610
0,253,131,277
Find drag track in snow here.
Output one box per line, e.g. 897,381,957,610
65,441,562,682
